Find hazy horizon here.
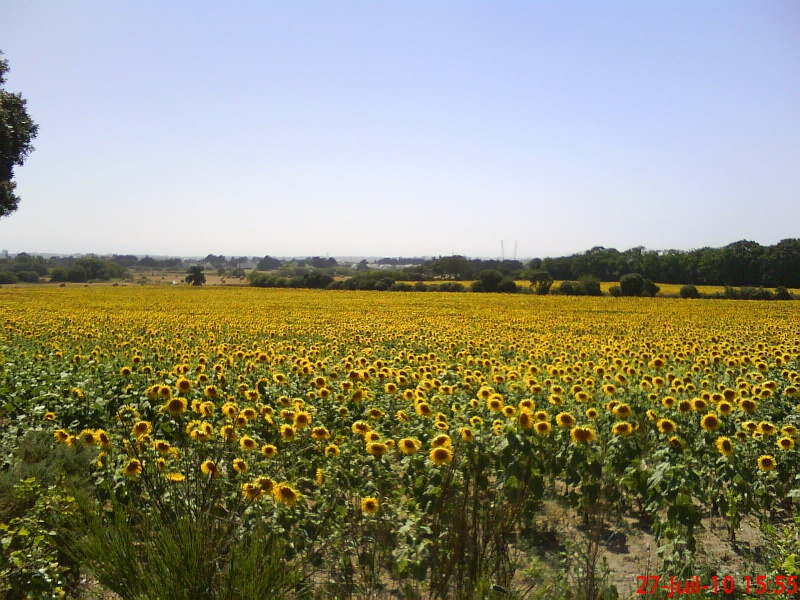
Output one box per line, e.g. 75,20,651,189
2,1,798,258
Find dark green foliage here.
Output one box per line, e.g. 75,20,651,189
642,279,660,297
608,285,622,297
496,278,518,293
524,270,553,295
0,271,16,284
1,52,39,218
775,286,792,300
578,275,601,296
619,273,644,296
374,277,394,291
185,266,206,286
14,270,39,283
472,270,505,293
555,281,583,296
680,285,699,299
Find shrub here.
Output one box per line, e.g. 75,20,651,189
579,275,601,296
496,278,518,293
619,273,644,296
775,286,792,300
642,279,660,297
608,285,622,297
0,271,17,284
15,270,40,283
680,285,699,299
555,281,583,296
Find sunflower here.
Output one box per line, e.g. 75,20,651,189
781,425,799,438
668,436,683,449
397,438,421,455
123,459,143,477
200,460,219,476
430,434,452,448
221,402,239,418
239,436,257,451
777,437,795,450
220,424,237,442
742,421,758,432
570,426,596,444
54,429,70,443
534,421,552,436
738,398,758,414
585,408,599,419
717,400,734,416
366,442,388,457
261,444,278,458
692,398,709,412
352,421,371,436
204,385,220,399
272,483,301,506
280,424,295,441
430,447,453,466
232,458,248,474
44,411,56,421
325,444,340,457
311,426,331,441
241,407,258,421
469,416,484,427
153,439,172,455
294,411,312,429
677,400,693,414
518,411,534,430
716,437,734,457
758,421,777,436
163,397,187,417
165,472,185,482
459,427,475,442
757,455,777,471
416,403,433,417
613,404,632,418
132,420,152,438
241,483,263,501
361,496,380,515
612,422,633,437
661,396,676,409
176,377,192,394
657,419,677,434
96,429,111,449
556,412,576,428
79,429,97,446
700,413,721,432
646,410,658,421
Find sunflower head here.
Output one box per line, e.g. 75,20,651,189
570,426,596,444
757,455,777,471
398,438,421,455
361,496,380,515
430,446,453,466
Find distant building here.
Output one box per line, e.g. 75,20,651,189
0,250,7,259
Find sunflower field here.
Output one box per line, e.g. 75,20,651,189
1,286,799,599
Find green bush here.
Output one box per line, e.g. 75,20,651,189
619,273,644,296
680,285,699,299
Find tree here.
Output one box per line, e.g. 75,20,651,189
1,52,39,218
523,270,553,295
619,273,644,296
185,266,206,286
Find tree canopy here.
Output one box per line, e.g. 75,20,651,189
1,51,39,218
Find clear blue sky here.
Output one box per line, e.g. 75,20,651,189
1,1,798,259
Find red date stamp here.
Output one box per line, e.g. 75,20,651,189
637,575,799,596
